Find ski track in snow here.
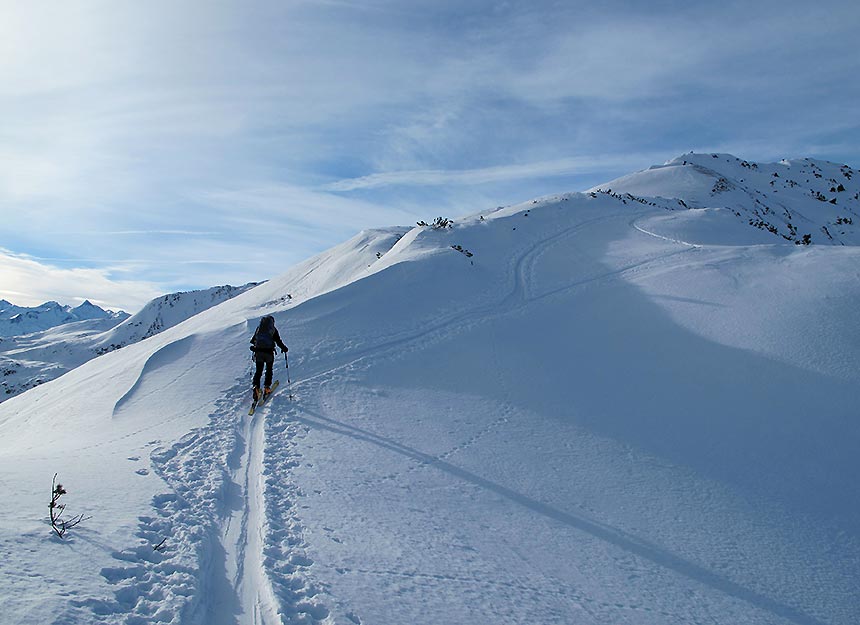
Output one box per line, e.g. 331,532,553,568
286,207,699,442
290,208,693,394
282,399,836,625
79,376,332,625
630,217,702,248
219,405,282,625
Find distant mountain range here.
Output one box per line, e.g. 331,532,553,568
0,283,258,401
0,299,128,337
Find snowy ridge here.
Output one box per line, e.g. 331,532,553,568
96,283,262,355
591,152,860,246
1,154,858,625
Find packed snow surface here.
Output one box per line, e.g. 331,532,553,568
0,154,858,625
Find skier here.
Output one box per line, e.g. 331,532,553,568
250,315,288,401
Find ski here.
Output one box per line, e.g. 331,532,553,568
249,380,279,415
263,380,280,403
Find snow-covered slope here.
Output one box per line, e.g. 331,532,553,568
0,299,128,337
0,156,858,625
0,284,257,402
590,152,860,246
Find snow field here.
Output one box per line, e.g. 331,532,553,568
273,198,858,624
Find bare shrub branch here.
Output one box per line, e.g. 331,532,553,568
50,473,89,538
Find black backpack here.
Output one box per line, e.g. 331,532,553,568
254,316,275,350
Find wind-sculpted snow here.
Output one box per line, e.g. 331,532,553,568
112,336,197,416
0,154,858,625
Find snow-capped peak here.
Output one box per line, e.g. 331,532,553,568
0,299,127,338
590,152,859,246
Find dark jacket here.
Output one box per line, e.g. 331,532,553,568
250,323,288,355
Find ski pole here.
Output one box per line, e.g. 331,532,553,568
285,351,293,400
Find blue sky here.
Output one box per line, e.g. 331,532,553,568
1,0,858,312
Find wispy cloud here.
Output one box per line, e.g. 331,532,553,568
26,257,265,266
0,0,857,308
198,183,421,238
0,249,163,312
40,231,222,237
325,152,672,191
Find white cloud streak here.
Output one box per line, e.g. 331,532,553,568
0,249,163,312
40,231,222,237
324,152,671,191
198,183,420,236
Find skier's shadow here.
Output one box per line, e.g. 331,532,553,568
293,405,828,625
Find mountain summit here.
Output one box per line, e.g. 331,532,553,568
0,153,857,625
591,152,859,246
